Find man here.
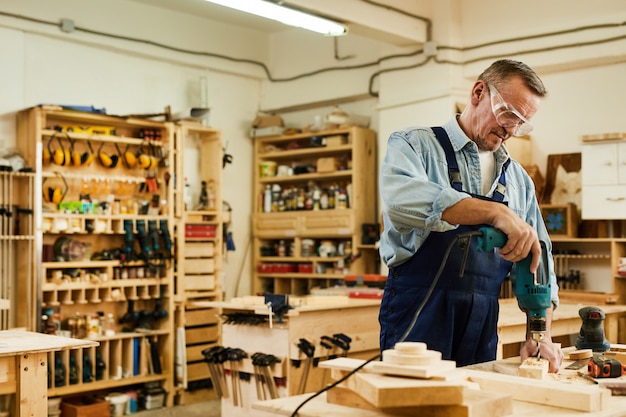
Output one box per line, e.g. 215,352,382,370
378,59,563,372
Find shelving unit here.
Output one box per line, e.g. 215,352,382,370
172,122,223,403
549,237,626,304
0,171,37,329
15,105,177,406
252,127,378,295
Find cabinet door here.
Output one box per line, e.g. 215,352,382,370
582,185,626,219
582,143,617,185
619,143,626,184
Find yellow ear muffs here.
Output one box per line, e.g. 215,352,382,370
117,143,137,168
42,172,69,206
71,139,95,167
49,133,71,166
42,146,51,165
136,141,159,170
98,142,120,168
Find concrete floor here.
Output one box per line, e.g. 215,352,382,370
138,400,220,417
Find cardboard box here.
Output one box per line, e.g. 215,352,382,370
61,396,109,417
324,135,347,147
252,114,283,128
316,157,337,173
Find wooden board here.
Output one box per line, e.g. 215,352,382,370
327,385,512,417
580,132,626,143
320,357,458,380
335,371,468,408
466,369,611,412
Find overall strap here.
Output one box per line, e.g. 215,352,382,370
431,127,462,191
492,159,511,202
431,126,511,202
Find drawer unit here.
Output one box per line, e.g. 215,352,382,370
582,140,626,219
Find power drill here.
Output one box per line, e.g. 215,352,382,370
575,306,610,352
476,227,552,348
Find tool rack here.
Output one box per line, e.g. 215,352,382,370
13,105,180,406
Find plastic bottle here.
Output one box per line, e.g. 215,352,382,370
263,185,272,213
105,313,116,336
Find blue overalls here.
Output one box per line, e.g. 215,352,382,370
378,127,513,367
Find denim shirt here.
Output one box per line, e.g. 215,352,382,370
379,116,559,306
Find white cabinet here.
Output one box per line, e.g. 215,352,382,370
581,141,626,219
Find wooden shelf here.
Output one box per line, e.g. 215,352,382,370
252,127,378,295
15,106,177,406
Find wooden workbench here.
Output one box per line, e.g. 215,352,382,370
252,353,626,417
0,330,97,417
497,300,626,359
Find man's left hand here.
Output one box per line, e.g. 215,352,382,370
520,338,564,373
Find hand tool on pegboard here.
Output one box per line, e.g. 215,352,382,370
202,346,230,399
330,333,352,357
227,348,248,407
251,353,266,401
252,352,280,399
296,338,315,394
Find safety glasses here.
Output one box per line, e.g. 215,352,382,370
488,83,534,136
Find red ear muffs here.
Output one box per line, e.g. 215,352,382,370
49,133,71,166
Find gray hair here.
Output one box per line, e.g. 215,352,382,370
478,59,547,97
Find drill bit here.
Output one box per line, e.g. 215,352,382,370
536,342,541,359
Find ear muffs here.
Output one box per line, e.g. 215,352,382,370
71,139,95,167
117,143,137,168
138,154,158,170
136,141,158,170
98,142,120,168
49,133,71,166
43,172,69,206
42,145,51,165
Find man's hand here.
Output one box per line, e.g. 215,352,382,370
442,199,541,272
520,338,564,373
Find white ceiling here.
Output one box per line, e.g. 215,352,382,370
128,0,429,45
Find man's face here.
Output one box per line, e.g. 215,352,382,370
472,77,541,152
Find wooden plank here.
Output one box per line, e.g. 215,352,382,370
338,371,468,408
327,385,512,417
580,132,626,143
466,369,611,412
320,357,458,380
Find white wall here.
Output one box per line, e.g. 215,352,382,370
0,0,272,299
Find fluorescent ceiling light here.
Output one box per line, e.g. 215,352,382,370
203,0,347,36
